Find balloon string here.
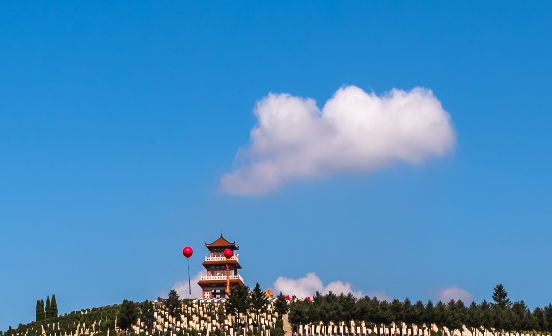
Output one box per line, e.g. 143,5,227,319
187,258,191,295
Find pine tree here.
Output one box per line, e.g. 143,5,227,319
390,299,404,336
512,301,527,335
423,300,435,336
166,289,181,330
46,296,51,319
339,293,356,323
274,293,289,319
492,284,512,309
51,295,58,318
413,300,426,336
466,302,480,336
434,301,447,335
402,298,414,336
250,283,269,331
480,299,493,334
226,285,250,334
544,304,552,336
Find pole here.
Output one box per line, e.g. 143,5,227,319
226,262,230,295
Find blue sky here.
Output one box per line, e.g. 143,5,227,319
1,0,552,329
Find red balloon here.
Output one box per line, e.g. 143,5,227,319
224,248,233,259
183,246,193,258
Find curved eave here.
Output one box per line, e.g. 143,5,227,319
205,245,239,250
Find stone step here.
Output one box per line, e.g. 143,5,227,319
283,314,292,336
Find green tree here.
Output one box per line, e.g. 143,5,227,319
313,291,331,334
492,284,512,309
413,300,425,336
522,308,536,332
434,301,447,335
533,307,547,335
46,296,51,319
390,299,404,336
379,300,393,336
217,303,226,329
326,292,341,326
118,299,140,336
512,301,527,336
274,293,290,319
289,298,312,327
445,300,464,336
492,302,506,336
226,285,249,334
480,300,493,335
502,307,517,336
166,289,182,330
354,296,372,330
544,304,552,336
36,300,45,322
402,298,414,336
423,300,435,336
370,298,383,336
338,293,356,323
250,283,269,330
51,295,58,318
466,302,481,336
141,300,155,335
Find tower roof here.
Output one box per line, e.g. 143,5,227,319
205,234,239,250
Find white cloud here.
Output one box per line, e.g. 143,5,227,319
220,85,456,195
438,285,474,303
274,272,362,299
173,271,204,299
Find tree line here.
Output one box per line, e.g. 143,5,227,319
288,285,552,336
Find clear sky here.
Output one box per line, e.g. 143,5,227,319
1,0,552,330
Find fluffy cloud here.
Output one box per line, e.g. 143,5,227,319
173,271,204,299
274,272,363,298
220,85,456,195
438,286,474,303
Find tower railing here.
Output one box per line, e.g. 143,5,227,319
199,274,244,282
204,254,239,262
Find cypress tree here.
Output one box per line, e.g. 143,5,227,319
36,300,44,322
46,296,51,319
51,295,58,317
40,299,45,321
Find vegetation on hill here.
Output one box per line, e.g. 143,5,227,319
288,284,552,336
1,283,283,336
5,283,548,336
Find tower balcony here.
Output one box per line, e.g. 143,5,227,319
199,274,244,282
204,254,239,262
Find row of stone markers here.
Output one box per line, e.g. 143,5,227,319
294,322,546,336
131,298,281,336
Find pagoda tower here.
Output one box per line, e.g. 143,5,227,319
197,234,245,299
